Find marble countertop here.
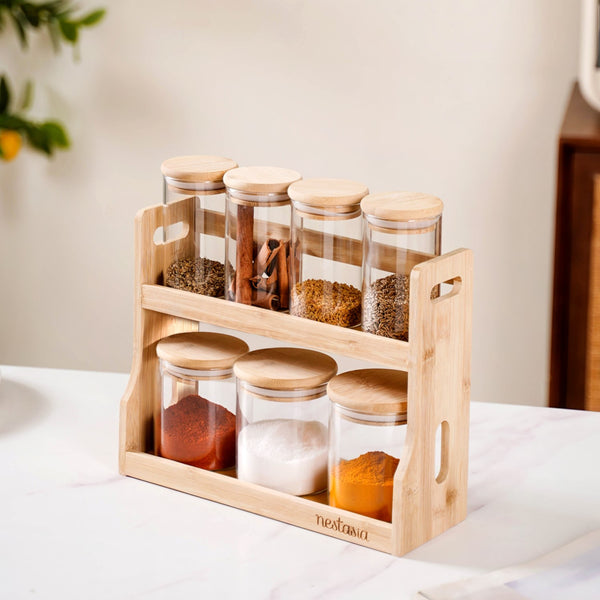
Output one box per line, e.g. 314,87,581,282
1,365,599,599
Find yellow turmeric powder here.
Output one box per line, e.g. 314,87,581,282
329,451,399,522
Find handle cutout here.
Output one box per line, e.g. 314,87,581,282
153,221,189,245
435,420,449,484
430,277,462,303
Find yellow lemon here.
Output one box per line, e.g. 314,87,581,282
0,130,22,161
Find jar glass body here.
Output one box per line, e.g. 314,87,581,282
159,360,236,470
290,205,362,327
328,404,407,522
162,178,226,297
225,188,291,310
236,381,330,495
362,215,441,340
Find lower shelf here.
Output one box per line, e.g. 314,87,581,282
124,451,393,553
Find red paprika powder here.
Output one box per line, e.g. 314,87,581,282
156,331,249,471
161,394,236,470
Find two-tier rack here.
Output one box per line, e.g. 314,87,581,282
119,196,473,556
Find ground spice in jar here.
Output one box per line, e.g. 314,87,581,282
362,274,410,340
166,257,225,297
291,279,361,327
329,450,400,522
160,394,236,470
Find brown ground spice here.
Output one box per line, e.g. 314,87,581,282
291,278,361,327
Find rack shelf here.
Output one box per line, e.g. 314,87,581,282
119,198,473,556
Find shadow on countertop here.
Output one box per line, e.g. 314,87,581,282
0,376,51,436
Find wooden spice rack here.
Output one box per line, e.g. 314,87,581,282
119,197,473,556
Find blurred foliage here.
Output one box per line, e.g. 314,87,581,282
0,1,104,160
0,0,105,50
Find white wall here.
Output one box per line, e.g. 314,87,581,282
0,1,580,406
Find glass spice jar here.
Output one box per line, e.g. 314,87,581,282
234,347,338,495
327,368,408,523
288,178,368,327
157,331,249,470
160,155,237,297
361,192,443,340
224,166,302,310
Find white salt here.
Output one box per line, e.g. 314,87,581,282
237,418,328,496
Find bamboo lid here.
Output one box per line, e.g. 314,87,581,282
156,332,249,370
288,178,369,210
233,347,338,390
223,166,302,195
361,191,443,222
327,369,408,415
160,155,238,183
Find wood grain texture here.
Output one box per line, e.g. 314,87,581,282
142,284,410,369
586,177,600,411
120,198,473,556
392,249,472,556
288,178,368,208
550,82,600,410
125,451,393,552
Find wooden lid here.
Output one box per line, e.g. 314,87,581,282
233,347,338,390
160,155,238,183
156,332,249,370
361,191,443,221
223,166,302,194
288,178,369,209
327,369,408,415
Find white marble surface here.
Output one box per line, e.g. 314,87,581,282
1,365,599,599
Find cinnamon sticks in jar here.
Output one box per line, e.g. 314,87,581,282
224,166,301,310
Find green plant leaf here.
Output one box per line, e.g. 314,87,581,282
11,13,28,47
0,75,10,114
21,3,41,27
58,17,77,43
18,79,33,111
79,8,105,27
39,120,69,147
24,125,52,155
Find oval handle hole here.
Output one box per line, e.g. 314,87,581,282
431,277,462,302
435,420,449,484
153,221,189,245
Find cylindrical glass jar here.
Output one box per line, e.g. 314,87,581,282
160,155,237,297
361,192,443,340
327,369,408,523
156,331,249,470
288,178,368,327
224,166,302,310
234,347,338,495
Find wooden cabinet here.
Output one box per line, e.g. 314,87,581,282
550,83,600,410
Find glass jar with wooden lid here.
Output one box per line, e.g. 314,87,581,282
233,347,338,495
288,178,369,327
327,368,408,522
160,155,237,297
156,331,249,471
224,166,302,310
361,191,443,340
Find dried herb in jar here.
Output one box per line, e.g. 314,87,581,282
166,257,225,297
363,273,410,340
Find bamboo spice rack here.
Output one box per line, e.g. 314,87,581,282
119,196,473,557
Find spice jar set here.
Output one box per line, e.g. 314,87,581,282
155,331,409,523
120,152,472,557
161,155,443,341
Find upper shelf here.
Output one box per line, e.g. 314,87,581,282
141,284,410,369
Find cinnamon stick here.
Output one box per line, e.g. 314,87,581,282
235,205,254,305
278,240,289,309
253,290,280,310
